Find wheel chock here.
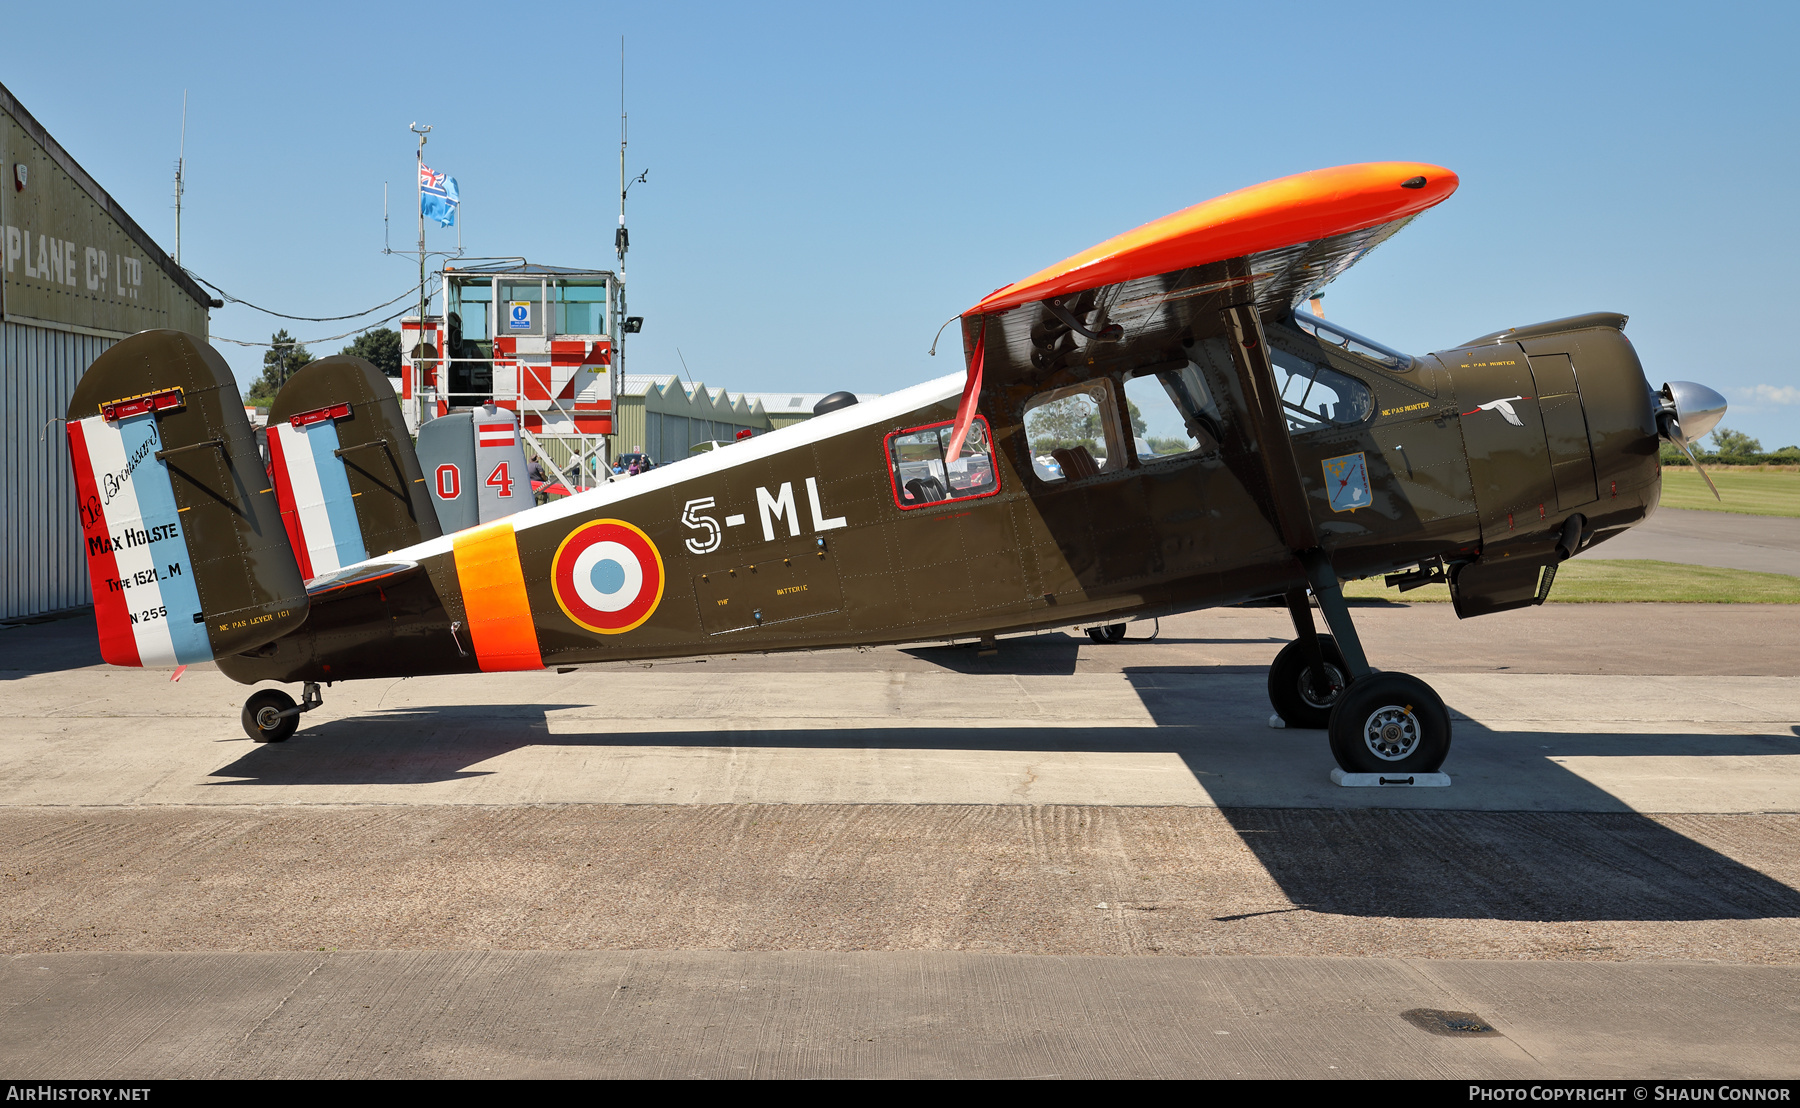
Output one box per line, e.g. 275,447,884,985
1330,769,1451,787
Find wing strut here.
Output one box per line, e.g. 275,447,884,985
944,318,987,463
1219,304,1370,680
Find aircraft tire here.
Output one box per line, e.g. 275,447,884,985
1267,636,1350,729
1086,624,1128,644
1327,673,1451,774
242,689,299,744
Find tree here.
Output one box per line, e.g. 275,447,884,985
1709,427,1762,456
1026,395,1100,455
1024,394,1149,456
340,328,401,377
1125,398,1147,438
244,329,313,405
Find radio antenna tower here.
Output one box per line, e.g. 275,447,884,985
615,38,648,413
173,91,187,266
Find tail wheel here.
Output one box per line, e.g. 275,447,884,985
1267,635,1350,729
1086,623,1128,644
1327,672,1451,773
242,689,299,744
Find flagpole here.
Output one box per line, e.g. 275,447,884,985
411,122,432,419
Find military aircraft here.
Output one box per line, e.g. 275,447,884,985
63,161,1729,775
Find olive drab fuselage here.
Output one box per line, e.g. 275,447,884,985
216,310,1662,687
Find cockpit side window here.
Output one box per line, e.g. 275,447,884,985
886,416,1001,510
1022,381,1128,483
1268,348,1374,432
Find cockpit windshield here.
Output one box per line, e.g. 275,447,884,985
1291,313,1414,372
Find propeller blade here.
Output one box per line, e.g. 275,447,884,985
1674,436,1722,501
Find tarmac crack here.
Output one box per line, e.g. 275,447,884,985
223,951,335,1078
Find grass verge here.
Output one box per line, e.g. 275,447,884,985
1660,467,1800,516
1342,558,1800,604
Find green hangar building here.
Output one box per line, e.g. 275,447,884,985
1,81,214,621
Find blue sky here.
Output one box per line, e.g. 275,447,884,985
8,1,1798,446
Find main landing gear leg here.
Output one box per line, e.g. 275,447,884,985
1298,551,1451,774
241,681,324,744
1266,586,1353,730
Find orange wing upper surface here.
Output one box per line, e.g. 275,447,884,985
969,162,1457,317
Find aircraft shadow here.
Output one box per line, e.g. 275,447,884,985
1206,804,1800,924
1122,665,1800,923
203,675,1800,923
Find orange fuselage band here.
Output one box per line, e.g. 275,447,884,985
452,521,543,672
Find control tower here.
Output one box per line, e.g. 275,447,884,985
399,260,634,486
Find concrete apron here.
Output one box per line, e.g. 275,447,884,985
5,950,1795,1079
4,662,1798,813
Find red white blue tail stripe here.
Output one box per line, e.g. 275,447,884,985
67,412,212,668
267,417,369,580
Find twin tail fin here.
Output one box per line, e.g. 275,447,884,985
66,330,308,667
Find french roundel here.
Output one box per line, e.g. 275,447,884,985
551,519,665,635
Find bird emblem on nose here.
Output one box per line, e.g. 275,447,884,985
1465,395,1527,427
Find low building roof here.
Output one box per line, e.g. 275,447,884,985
620,375,768,422
445,260,616,278
737,391,883,415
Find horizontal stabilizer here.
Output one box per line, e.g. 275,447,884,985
66,330,308,667
304,559,422,602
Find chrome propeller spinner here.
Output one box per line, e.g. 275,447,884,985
1656,381,1728,501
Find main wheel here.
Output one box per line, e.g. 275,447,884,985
1267,635,1350,729
1086,623,1128,644
1327,672,1451,774
242,689,298,744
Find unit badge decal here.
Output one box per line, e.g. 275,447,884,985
1322,452,1371,512
551,519,666,634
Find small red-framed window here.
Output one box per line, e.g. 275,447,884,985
885,416,1002,510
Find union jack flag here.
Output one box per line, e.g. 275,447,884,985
419,162,459,228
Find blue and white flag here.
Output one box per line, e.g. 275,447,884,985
420,163,459,228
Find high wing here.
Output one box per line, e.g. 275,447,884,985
946,162,1457,453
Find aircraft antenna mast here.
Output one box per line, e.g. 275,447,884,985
174,91,187,267
616,38,628,422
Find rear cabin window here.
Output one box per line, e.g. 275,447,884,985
886,417,1000,509
1022,381,1128,483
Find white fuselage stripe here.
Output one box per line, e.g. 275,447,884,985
316,371,964,574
